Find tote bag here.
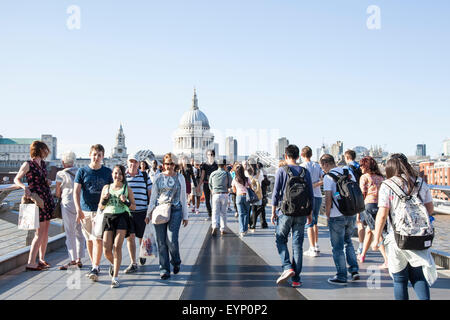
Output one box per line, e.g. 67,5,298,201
18,204,40,230
151,203,171,225
92,208,105,238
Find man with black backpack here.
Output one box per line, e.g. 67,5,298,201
320,154,361,285
344,149,365,256
271,145,314,288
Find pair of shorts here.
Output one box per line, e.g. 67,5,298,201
191,184,203,197
305,197,322,228
80,211,102,241
361,203,378,231
103,212,131,238
129,210,147,238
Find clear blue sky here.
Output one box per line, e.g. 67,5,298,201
0,0,449,159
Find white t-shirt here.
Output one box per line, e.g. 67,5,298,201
301,161,323,198
323,167,356,218
56,167,78,212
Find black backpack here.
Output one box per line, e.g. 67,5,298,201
326,169,365,216
349,164,362,183
280,166,312,217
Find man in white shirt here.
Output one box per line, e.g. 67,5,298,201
301,146,323,257
320,154,359,285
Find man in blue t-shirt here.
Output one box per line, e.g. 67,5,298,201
74,144,113,282
271,144,313,288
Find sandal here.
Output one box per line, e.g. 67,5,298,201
38,261,51,268
59,261,77,270
77,261,83,268
25,265,44,271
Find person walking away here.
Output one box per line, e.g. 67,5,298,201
248,164,265,232
209,159,232,236
344,149,365,255
124,153,152,273
230,162,239,217
259,162,270,229
198,150,218,221
271,144,314,288
191,161,202,214
301,146,324,257
358,156,388,268
145,153,189,280
99,165,136,288
56,151,85,270
232,164,252,238
73,144,113,281
320,154,360,285
14,141,56,271
372,154,436,300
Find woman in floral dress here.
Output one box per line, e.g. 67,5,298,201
14,141,55,271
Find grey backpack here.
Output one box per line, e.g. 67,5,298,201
383,178,434,250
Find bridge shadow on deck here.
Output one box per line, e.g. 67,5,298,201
180,228,306,300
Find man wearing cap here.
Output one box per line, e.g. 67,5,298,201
124,153,152,273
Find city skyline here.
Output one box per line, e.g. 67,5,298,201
0,1,449,159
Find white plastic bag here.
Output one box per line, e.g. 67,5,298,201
139,223,158,258
92,208,105,238
18,204,39,230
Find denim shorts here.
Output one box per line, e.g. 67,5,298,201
305,197,322,228
361,203,378,231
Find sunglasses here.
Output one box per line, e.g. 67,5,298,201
164,162,175,166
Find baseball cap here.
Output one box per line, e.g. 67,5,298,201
127,153,140,162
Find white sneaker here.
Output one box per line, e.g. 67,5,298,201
276,268,295,284
315,245,320,253
304,248,318,257
234,212,238,218
239,232,245,238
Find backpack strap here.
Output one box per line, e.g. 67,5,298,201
142,170,150,203
283,165,294,178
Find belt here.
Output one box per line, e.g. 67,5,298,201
214,192,228,194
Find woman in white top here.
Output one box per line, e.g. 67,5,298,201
372,154,436,300
56,151,85,270
145,153,188,280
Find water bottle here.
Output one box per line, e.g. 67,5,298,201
334,191,341,200
429,215,435,226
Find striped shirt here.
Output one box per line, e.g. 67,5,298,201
126,170,152,212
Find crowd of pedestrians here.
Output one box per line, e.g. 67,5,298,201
13,141,437,299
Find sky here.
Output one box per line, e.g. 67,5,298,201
0,0,449,159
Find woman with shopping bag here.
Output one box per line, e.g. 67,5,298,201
98,165,136,288
14,141,55,271
145,153,188,280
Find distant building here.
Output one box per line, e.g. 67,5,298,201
0,134,57,161
275,137,289,160
354,146,369,158
416,144,427,157
330,141,344,160
420,161,450,200
173,89,214,162
443,139,450,157
214,143,219,158
111,124,128,163
225,136,238,163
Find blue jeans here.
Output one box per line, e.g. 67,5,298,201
276,214,307,282
154,205,183,275
328,216,359,281
392,263,430,300
236,195,250,233
305,196,322,228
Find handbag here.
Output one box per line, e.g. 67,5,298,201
92,208,105,238
151,203,172,225
18,203,40,230
151,174,177,225
246,187,259,204
52,198,62,219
